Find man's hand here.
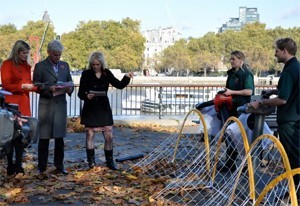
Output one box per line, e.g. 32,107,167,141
248,100,260,109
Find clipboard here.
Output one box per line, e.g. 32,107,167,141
89,90,106,97
34,82,48,87
54,81,74,89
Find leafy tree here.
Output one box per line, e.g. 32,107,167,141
62,21,106,69
190,51,220,76
160,39,191,75
62,19,145,71
245,46,273,76
21,20,56,61
0,24,17,35
0,24,20,63
1,19,299,77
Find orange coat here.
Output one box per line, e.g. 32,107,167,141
1,60,33,116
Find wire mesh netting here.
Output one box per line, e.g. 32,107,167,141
128,109,299,206
130,109,210,181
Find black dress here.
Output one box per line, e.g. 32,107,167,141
78,69,130,127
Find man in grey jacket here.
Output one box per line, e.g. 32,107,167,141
33,40,74,175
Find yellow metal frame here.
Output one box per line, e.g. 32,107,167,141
254,168,299,206
172,109,210,171
228,134,293,205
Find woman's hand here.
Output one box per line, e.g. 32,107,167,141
223,88,232,96
21,83,35,91
87,93,95,99
126,72,134,78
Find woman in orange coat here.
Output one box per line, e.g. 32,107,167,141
1,40,35,116
0,40,35,175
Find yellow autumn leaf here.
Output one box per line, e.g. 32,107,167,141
148,196,155,203
126,174,138,180
4,188,22,198
73,171,85,179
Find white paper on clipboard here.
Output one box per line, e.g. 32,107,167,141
53,81,74,96
89,90,106,96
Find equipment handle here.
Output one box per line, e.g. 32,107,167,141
195,100,214,110
115,153,144,162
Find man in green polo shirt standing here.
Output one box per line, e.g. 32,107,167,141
249,37,300,198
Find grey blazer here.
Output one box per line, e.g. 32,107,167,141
33,57,73,139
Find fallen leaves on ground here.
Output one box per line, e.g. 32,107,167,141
0,123,178,205
0,159,168,205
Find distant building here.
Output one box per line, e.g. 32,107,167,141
219,6,259,33
142,26,182,69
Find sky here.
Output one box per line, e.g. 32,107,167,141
1,0,300,38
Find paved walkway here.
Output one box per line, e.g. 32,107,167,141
27,115,183,170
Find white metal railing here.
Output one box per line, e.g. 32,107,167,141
0,84,276,119
35,84,277,118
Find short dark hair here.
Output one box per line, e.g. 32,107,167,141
275,37,297,55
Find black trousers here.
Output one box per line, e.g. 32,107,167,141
38,138,64,170
278,121,300,187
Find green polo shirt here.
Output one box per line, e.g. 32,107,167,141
277,57,300,124
226,67,254,108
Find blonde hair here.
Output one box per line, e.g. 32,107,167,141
8,40,31,65
88,51,107,73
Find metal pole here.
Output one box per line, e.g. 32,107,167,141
252,114,265,196
39,11,52,60
158,87,162,119
38,22,50,60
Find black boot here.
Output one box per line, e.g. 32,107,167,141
6,144,15,176
14,139,25,175
86,149,95,169
104,150,118,170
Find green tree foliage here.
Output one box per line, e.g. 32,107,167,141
191,51,220,76
0,21,55,66
0,24,17,35
159,22,300,76
0,18,144,72
0,24,20,63
160,39,191,75
0,20,299,77
62,20,105,70
21,20,56,61
62,19,145,71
